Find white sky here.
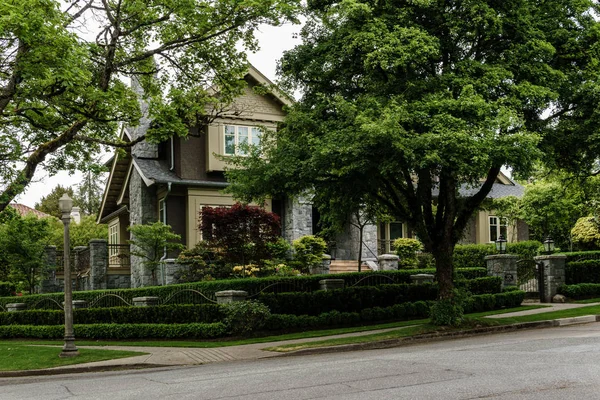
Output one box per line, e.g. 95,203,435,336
15,22,300,208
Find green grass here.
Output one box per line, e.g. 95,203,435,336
574,298,600,304
485,304,600,324
0,343,146,371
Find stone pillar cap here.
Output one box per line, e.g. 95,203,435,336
215,290,248,296
484,254,520,260
410,273,435,278
534,254,567,260
89,239,108,243
322,254,332,260
378,254,399,260
132,296,160,301
319,279,345,284
6,303,26,307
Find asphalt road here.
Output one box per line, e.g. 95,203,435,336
3,322,600,400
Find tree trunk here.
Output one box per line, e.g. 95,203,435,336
432,238,455,300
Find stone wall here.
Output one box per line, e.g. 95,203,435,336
283,195,313,242
128,169,158,288
334,219,378,261
107,273,131,289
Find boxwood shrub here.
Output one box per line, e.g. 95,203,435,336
453,241,542,269
558,283,600,299
0,322,227,339
0,268,487,310
0,282,15,297
561,251,600,263
565,260,600,284
0,304,224,326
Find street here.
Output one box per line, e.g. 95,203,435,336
3,323,600,400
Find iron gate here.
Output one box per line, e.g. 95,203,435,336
516,259,544,302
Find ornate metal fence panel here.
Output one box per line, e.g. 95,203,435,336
247,281,311,299
108,244,130,268
348,274,399,287
160,288,217,305
88,292,134,308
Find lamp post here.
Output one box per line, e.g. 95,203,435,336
59,194,79,358
495,235,507,254
543,236,555,255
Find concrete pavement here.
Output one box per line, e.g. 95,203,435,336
3,301,600,377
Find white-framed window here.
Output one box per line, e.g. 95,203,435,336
158,198,166,224
108,222,119,257
489,216,508,242
378,222,404,254
224,125,262,155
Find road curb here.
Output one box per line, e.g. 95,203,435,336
0,363,169,378
278,317,600,357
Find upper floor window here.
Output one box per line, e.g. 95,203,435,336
489,216,508,242
224,125,262,156
158,198,166,224
108,222,119,257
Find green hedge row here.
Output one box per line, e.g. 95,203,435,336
0,304,225,326
561,251,600,263
464,291,526,313
565,260,600,284
259,276,502,316
0,268,487,309
453,241,542,269
0,282,15,297
0,322,227,339
558,283,600,299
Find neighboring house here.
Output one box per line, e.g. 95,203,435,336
99,65,530,287
8,204,52,219
98,65,316,287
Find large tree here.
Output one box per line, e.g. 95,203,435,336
226,0,600,321
0,0,300,212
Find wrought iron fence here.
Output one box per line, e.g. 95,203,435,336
517,258,540,295
108,244,130,268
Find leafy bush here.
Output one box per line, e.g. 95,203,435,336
0,282,15,297
200,203,281,266
176,241,230,281
293,235,327,273
222,301,271,335
0,304,225,326
453,241,542,269
458,276,502,295
565,260,600,284
393,238,423,269
561,251,600,263
571,217,600,250
0,323,227,339
558,283,600,299
429,290,467,326
464,290,525,312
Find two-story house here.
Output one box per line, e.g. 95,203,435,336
99,65,529,287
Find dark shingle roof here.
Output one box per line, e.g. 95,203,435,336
133,157,229,188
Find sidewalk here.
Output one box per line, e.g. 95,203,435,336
3,301,600,377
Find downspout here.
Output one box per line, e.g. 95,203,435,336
159,182,172,285
170,136,174,171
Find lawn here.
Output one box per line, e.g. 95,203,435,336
0,344,146,371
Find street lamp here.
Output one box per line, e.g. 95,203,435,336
58,193,78,358
543,236,555,255
495,235,507,254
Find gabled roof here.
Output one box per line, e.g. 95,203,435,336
133,157,229,188
9,204,52,219
97,128,131,223
245,64,293,107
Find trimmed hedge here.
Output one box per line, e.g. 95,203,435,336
558,283,600,299
0,268,487,309
0,304,225,326
453,241,542,269
561,251,600,263
464,291,526,313
259,276,502,316
0,282,15,297
0,322,227,339
565,260,600,284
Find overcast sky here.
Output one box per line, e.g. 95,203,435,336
14,22,300,208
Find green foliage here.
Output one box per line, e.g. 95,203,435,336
128,222,184,281
558,283,600,299
0,282,15,297
199,203,282,267
429,290,468,326
34,185,78,219
571,217,600,250
222,301,271,335
292,235,327,273
47,215,108,248
464,291,526,313
393,238,423,269
0,214,53,293
453,241,542,269
561,251,600,263
0,0,300,212
565,260,600,285
0,304,224,326
176,241,230,282
0,323,227,340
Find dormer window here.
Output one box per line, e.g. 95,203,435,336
224,125,262,155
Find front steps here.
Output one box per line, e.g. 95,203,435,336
329,260,372,274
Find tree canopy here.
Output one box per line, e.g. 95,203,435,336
226,0,600,314
0,0,300,212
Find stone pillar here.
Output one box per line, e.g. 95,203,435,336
133,296,160,307
319,279,345,291
485,254,519,289
410,274,435,284
129,169,157,288
282,195,313,242
158,259,183,285
89,240,108,290
215,290,248,304
378,254,399,271
40,246,61,293
534,255,566,303
6,303,26,312
321,254,331,274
